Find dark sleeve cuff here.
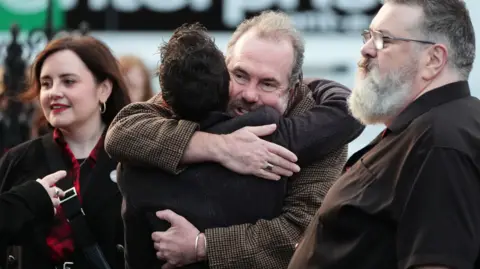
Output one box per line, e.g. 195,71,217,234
10,180,54,221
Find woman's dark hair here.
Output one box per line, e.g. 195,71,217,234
159,23,230,122
22,35,130,126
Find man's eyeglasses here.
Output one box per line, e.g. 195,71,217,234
362,29,435,50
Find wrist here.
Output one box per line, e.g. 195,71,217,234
207,134,228,163
196,233,207,261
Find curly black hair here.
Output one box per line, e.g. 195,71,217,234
159,23,230,122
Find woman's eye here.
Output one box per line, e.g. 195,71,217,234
64,79,75,86
40,81,50,88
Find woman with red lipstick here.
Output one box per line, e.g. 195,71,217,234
0,36,130,269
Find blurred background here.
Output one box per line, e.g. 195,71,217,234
0,0,478,155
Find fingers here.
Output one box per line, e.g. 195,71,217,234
244,124,277,137
52,198,61,208
267,152,300,175
152,231,166,242
266,162,295,178
156,209,181,225
42,170,67,186
55,188,65,198
255,169,281,181
46,186,64,199
161,262,177,269
265,142,299,164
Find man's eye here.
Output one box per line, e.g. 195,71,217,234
234,74,247,84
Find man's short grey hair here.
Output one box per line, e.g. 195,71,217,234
226,10,305,88
384,0,475,79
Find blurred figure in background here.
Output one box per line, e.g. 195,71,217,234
0,67,31,155
118,55,154,102
30,104,51,138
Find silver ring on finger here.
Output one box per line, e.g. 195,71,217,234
263,162,274,172
54,187,61,197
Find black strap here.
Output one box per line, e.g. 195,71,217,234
41,135,112,269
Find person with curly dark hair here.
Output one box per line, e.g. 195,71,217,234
158,23,230,122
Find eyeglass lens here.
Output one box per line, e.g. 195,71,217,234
362,30,384,50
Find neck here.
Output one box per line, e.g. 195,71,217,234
60,118,105,159
417,71,463,99
381,74,462,128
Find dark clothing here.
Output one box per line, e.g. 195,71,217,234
119,81,364,269
0,133,124,269
46,129,103,262
0,181,54,250
300,81,480,269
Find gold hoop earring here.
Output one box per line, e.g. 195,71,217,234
100,101,106,114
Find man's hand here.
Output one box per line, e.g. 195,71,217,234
218,124,300,180
152,210,206,269
36,170,66,215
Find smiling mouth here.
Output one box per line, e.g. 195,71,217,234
235,107,249,115
50,105,71,113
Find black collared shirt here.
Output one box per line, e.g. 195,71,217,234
312,81,480,269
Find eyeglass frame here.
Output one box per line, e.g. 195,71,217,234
362,29,435,50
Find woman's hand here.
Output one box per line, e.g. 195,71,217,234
36,170,67,214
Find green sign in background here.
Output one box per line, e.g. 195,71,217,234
0,0,65,32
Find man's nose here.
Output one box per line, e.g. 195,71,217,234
241,86,259,103
361,38,377,59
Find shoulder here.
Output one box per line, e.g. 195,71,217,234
304,78,351,98
204,107,281,134
0,136,47,191
2,136,45,164
412,96,480,155
305,78,350,91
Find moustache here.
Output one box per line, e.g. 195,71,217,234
228,99,261,112
358,58,373,73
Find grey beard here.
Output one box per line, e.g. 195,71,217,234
348,64,416,125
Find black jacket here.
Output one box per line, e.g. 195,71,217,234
0,181,54,251
0,133,124,269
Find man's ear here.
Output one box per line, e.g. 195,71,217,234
421,44,448,81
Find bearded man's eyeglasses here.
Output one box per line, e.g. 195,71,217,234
361,29,435,50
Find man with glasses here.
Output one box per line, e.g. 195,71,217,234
288,1,480,269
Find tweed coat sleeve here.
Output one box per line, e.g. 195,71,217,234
203,88,349,269
105,94,199,174
205,146,347,269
